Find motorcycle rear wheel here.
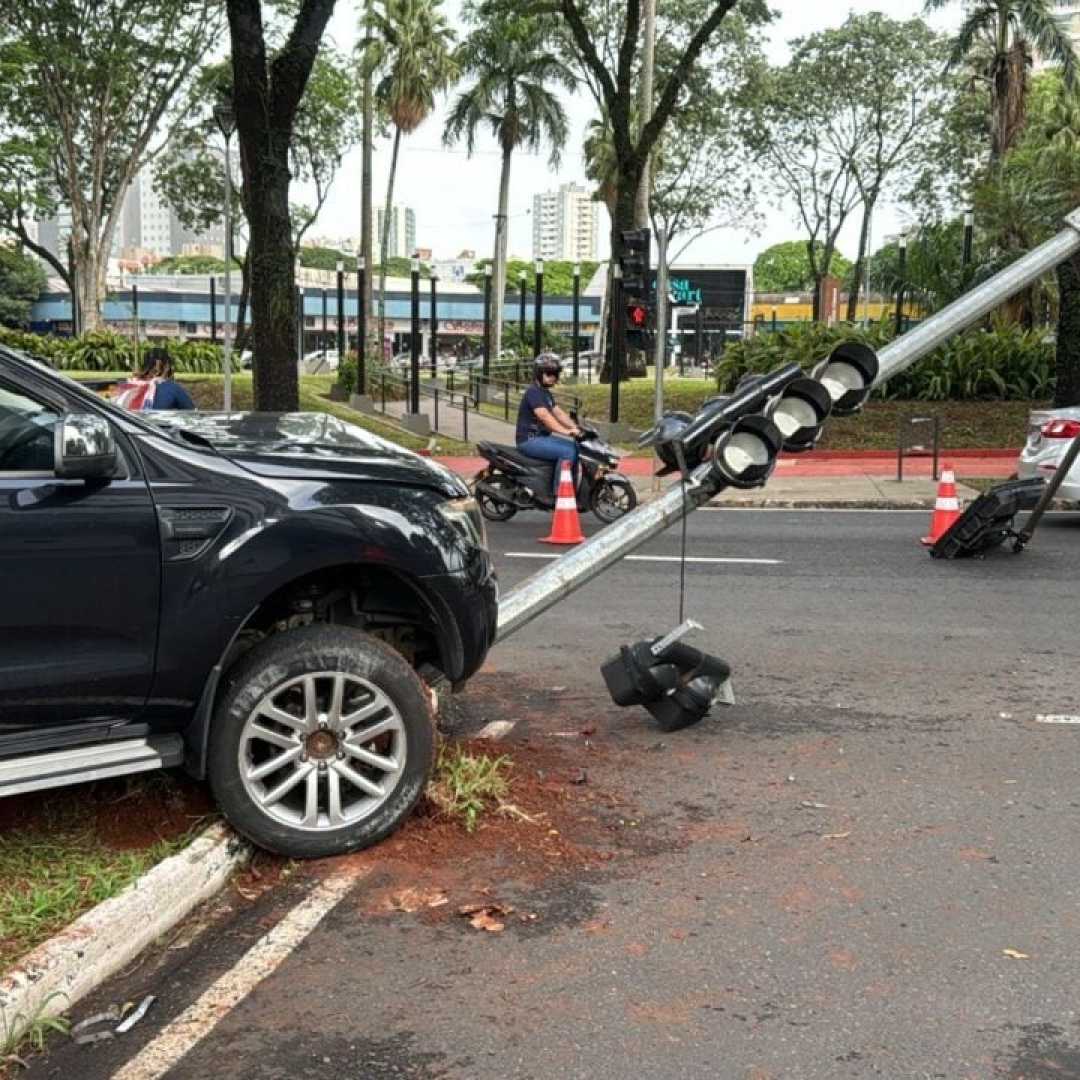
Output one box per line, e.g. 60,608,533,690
591,476,637,523
476,474,519,522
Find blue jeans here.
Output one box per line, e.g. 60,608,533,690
518,435,579,498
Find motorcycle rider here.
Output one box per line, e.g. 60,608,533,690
516,354,583,499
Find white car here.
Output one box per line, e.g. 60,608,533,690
1016,406,1080,503
301,349,339,372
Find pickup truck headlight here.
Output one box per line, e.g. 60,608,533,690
439,495,488,550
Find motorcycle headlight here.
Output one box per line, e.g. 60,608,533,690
439,495,488,550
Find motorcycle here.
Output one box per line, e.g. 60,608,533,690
472,425,638,524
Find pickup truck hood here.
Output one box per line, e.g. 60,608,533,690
148,411,466,495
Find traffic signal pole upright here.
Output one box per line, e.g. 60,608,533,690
611,227,652,424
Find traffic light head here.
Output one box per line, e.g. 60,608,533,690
618,228,652,301
811,341,879,416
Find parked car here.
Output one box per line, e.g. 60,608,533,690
301,349,339,372
0,344,498,858
1016,406,1080,503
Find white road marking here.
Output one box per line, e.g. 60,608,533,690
502,552,782,565
111,869,360,1080
1035,714,1080,725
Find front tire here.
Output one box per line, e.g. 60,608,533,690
475,474,519,522
591,476,638,523
207,625,435,859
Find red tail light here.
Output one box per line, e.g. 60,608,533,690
1041,418,1080,438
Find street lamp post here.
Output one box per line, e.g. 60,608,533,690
518,269,526,358
410,257,421,413
572,265,580,379
356,256,367,392
533,258,544,358
295,257,303,360
336,260,345,364
213,95,235,411
962,208,974,268
482,265,492,381
429,272,438,378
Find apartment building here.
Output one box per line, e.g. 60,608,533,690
531,183,600,262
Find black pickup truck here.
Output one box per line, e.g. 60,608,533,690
0,345,498,857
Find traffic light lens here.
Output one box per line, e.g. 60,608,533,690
628,303,647,327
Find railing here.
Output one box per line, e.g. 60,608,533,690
365,366,581,442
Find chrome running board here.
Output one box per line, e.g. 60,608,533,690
0,735,185,797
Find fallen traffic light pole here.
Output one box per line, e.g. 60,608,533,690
495,206,1080,644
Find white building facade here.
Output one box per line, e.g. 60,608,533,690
531,183,600,262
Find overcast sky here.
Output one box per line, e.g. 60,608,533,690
306,1,962,266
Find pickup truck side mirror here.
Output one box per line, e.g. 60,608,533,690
55,413,119,480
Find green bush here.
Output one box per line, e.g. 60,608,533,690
718,319,1054,402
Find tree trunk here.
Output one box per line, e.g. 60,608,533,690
361,0,375,358
491,145,513,365
1054,256,1080,408
846,204,873,323
377,128,403,355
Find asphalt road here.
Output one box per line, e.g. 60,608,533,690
23,509,1080,1080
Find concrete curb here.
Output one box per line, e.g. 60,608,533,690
0,823,249,1044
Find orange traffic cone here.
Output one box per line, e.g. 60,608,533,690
920,463,961,545
539,461,585,545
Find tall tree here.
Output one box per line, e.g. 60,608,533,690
0,0,224,330
924,0,1078,166
226,0,336,411
974,71,1080,404
360,0,458,351
155,52,361,354
444,9,576,363
517,0,772,257
0,243,46,328
736,15,949,322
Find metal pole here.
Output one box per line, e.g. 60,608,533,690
518,270,527,354
222,134,233,410
430,273,438,378
295,257,303,361
357,256,367,392
894,234,907,336
336,260,345,363
653,229,668,424
209,276,217,344
321,288,328,354
132,282,140,366
410,257,421,412
875,208,1080,383
962,208,974,267
572,265,580,378
533,258,544,358
482,265,492,380
609,266,622,423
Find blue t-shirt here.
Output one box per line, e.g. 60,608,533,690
516,383,556,444
148,379,196,410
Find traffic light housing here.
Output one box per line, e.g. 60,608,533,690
626,298,649,349
619,228,652,349
618,227,652,302
638,343,880,487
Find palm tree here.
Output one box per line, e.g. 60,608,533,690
443,12,576,364
925,0,1078,165
361,0,458,350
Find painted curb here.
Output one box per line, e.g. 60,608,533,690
0,823,249,1044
